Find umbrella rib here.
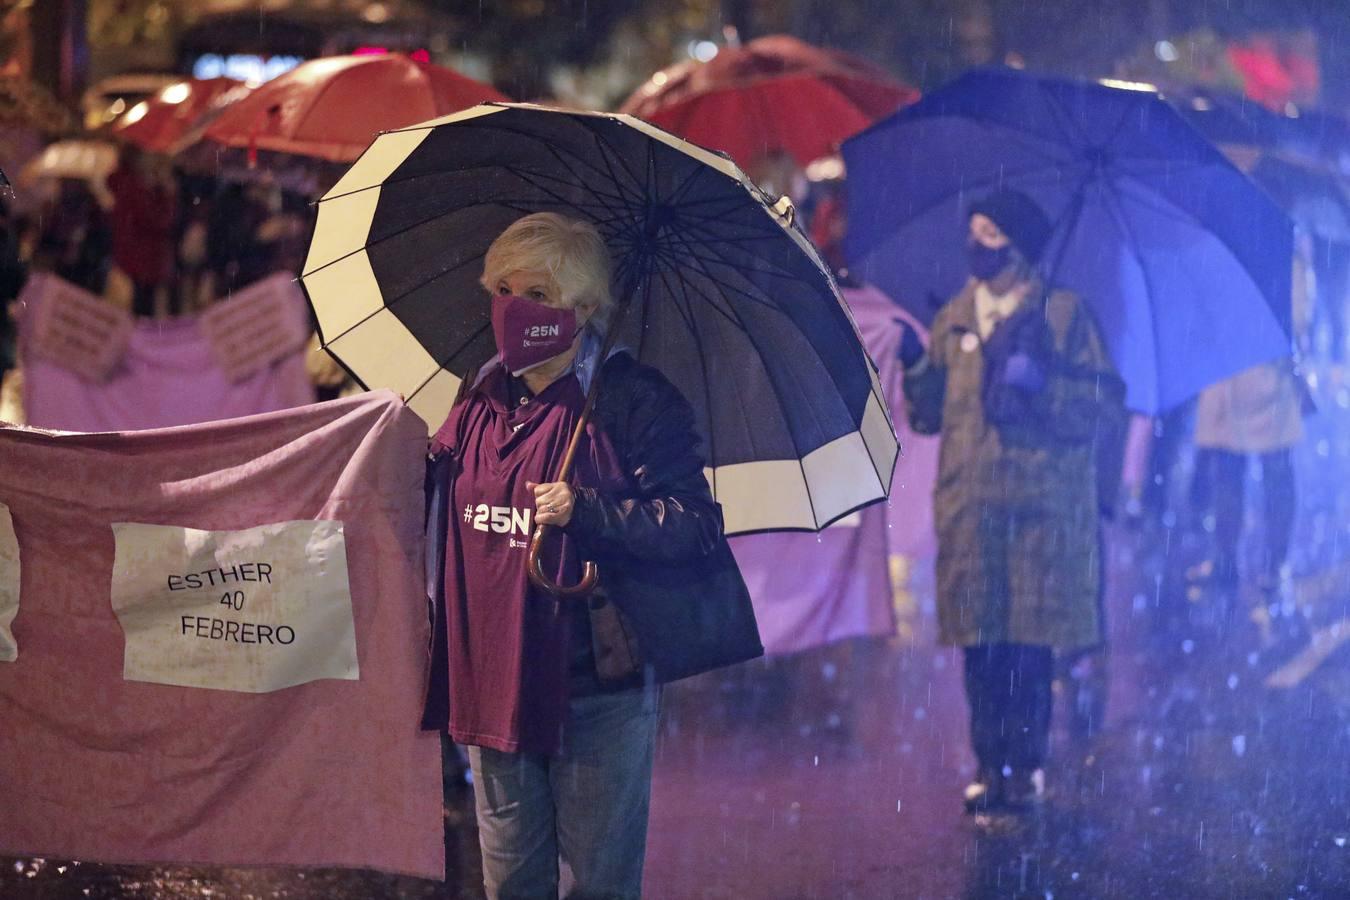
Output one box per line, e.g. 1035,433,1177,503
1095,176,1167,410
500,164,634,224
649,251,708,336
312,131,647,210
650,243,755,331
303,192,543,278
669,238,806,285
613,252,643,299
539,141,640,222
318,159,566,203
1040,85,1092,148
480,118,647,205
674,195,813,233
669,260,821,528
665,225,838,498
1115,158,1217,176
847,162,1085,258
584,119,655,204
379,117,647,221
982,122,1083,166
654,192,771,215
505,158,640,210
431,320,495,382
652,242,764,338
1100,96,1156,155
315,246,492,348
403,325,489,407
671,218,828,286
663,160,718,210
646,133,658,205
1112,169,1283,247
671,208,790,239
667,252,812,321
675,246,864,496
667,226,809,366
310,161,656,287
671,206,810,264
658,227,807,313
656,263,729,476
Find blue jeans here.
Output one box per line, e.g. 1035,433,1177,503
468,685,661,900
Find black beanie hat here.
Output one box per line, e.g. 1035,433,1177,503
968,189,1053,264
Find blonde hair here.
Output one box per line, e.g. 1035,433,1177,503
481,213,613,320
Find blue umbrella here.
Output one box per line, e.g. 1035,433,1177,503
843,68,1293,413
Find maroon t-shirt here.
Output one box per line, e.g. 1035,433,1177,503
435,365,622,755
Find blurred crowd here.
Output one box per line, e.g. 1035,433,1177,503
0,144,349,413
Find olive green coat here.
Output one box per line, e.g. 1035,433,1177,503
904,280,1126,651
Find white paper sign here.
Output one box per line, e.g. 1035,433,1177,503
0,502,18,662
110,520,359,692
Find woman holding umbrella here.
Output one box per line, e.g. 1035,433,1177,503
899,190,1125,812
304,101,896,891
426,212,758,899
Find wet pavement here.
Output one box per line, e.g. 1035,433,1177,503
5,372,1350,899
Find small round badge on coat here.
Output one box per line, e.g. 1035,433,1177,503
960,332,980,354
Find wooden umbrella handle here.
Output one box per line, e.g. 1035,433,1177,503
527,525,599,597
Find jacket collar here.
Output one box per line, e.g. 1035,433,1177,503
952,275,1048,332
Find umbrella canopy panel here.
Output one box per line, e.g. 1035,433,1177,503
304,104,897,533
201,54,509,163
844,69,1294,414
112,77,243,154
623,34,910,119
620,34,916,168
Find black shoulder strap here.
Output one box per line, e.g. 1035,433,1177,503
454,362,482,405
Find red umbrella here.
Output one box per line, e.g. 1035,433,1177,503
620,35,917,168
200,53,510,164
111,77,246,154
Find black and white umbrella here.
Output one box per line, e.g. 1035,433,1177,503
302,102,897,538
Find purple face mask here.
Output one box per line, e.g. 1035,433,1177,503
491,294,578,376
967,241,1015,282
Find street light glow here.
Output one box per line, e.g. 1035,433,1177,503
122,101,149,125
159,82,191,105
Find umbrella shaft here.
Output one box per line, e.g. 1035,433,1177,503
553,288,636,486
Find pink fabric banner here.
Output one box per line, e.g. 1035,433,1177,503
730,283,940,655
0,392,443,879
19,274,315,432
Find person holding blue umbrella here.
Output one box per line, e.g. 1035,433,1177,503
849,67,1293,811
845,69,1293,416
899,188,1126,813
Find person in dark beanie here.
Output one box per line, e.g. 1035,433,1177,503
897,189,1125,812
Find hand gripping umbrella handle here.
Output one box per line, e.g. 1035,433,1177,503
527,525,599,597
523,373,605,598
